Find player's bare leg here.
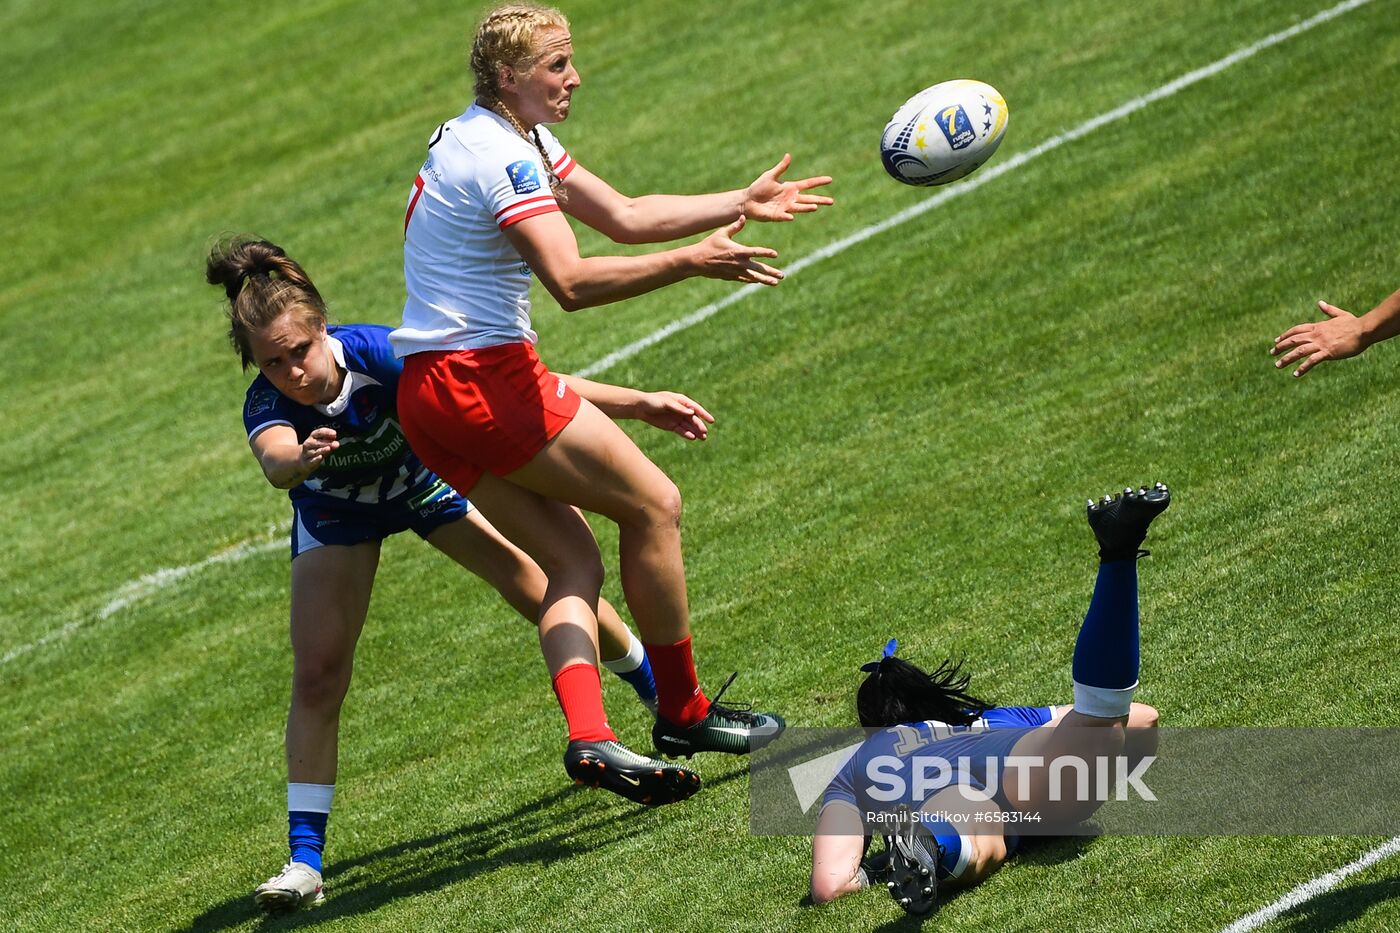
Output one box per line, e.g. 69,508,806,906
257,542,379,912
465,471,699,805
426,510,657,709
495,399,784,756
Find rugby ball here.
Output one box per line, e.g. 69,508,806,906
880,79,1008,186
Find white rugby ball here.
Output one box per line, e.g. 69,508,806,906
880,79,1008,186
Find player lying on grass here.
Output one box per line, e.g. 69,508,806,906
1272,284,1400,377
811,483,1170,916
207,237,716,912
392,1,832,800
856,649,1160,762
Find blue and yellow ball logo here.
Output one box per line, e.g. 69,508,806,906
933,104,976,150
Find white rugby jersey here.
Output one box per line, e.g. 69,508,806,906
391,103,578,358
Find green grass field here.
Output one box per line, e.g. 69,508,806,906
4,0,1400,929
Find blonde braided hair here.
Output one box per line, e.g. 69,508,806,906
469,3,570,201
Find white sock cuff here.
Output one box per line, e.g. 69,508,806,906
602,632,646,673
1072,680,1138,718
288,782,335,814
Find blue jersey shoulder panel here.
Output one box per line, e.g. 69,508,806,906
242,324,433,505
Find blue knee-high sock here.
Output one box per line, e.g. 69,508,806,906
602,633,658,709
1070,559,1139,717
289,812,329,872
615,656,657,705
287,782,334,873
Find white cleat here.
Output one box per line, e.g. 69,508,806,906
254,861,325,912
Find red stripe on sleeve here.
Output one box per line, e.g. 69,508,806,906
494,194,556,219
498,203,562,229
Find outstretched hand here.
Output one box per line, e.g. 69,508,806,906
743,153,834,222
300,427,339,471
1271,300,1366,377
694,215,785,285
633,392,715,441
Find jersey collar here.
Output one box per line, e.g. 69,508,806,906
315,335,352,417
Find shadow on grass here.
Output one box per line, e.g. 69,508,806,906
1276,874,1400,932
182,768,749,932
1012,832,1096,869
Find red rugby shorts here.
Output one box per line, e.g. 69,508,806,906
397,341,581,495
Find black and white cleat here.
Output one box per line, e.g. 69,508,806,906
1087,481,1171,562
882,816,941,916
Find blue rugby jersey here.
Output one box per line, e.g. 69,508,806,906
977,705,1055,729
823,721,1034,820
243,324,437,505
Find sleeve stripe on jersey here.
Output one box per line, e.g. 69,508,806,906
247,420,295,442
496,196,560,229
498,203,561,228
555,152,577,180
494,195,555,219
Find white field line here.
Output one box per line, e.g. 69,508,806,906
1220,836,1400,932
95,536,285,620
0,532,284,667
578,0,1375,378
0,0,1372,666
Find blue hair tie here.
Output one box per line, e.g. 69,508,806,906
859,638,898,673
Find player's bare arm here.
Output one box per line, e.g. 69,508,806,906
559,375,714,441
1272,286,1400,377
505,211,782,311
560,157,832,245
250,424,338,489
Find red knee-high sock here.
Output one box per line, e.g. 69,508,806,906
645,636,710,726
552,663,616,742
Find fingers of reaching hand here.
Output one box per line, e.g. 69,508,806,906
741,259,784,286
663,396,711,440
1274,342,1318,368
787,197,828,214
673,417,706,441
1270,338,1328,377
674,395,714,425
704,219,783,282
732,240,781,278
782,178,835,218
1292,351,1328,377
794,176,835,196
304,429,338,462
1272,322,1313,350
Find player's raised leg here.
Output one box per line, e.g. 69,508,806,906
1004,483,1170,826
